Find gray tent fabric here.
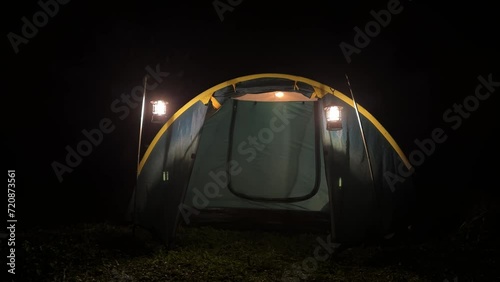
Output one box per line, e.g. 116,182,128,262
228,100,319,200
185,100,330,211
134,100,207,244
320,95,389,240
131,74,414,245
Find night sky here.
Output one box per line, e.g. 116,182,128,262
6,0,499,232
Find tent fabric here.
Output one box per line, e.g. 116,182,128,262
131,73,414,245
134,101,207,243
185,100,330,211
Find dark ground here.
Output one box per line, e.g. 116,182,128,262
12,198,500,282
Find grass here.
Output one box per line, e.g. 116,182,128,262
11,216,499,282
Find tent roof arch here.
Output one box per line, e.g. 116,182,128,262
138,73,412,175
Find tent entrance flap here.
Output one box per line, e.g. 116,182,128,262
226,100,321,202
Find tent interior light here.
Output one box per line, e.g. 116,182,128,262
152,100,168,116
234,91,317,102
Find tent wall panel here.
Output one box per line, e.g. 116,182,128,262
319,95,414,241
135,101,208,243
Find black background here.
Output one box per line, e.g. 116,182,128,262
5,0,499,235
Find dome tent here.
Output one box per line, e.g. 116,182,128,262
130,73,414,246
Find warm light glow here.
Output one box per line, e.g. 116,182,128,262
233,91,317,102
325,106,341,122
325,105,343,131
152,100,167,116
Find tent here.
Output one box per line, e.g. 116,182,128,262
130,73,415,246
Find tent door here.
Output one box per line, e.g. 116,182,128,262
225,99,322,203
